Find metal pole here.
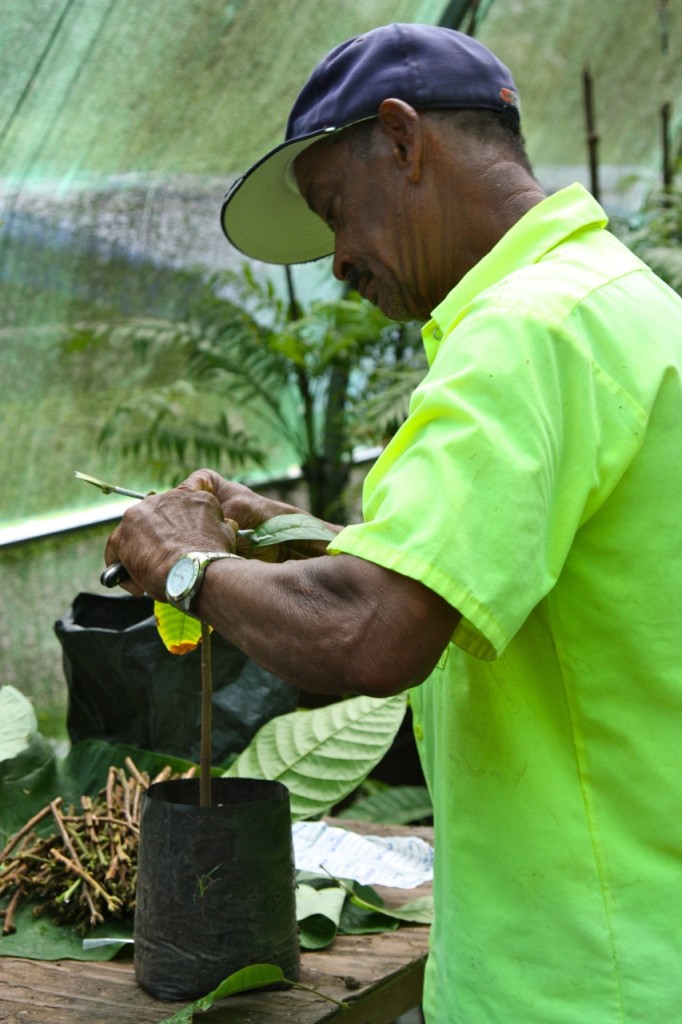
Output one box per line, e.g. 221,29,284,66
284,264,301,321
661,101,672,189
582,64,600,203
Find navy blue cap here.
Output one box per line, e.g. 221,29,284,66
221,23,520,265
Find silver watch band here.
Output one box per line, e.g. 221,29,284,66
166,550,244,614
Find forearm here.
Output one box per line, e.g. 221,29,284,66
104,475,459,697
193,552,457,698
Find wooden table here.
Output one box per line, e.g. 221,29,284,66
0,822,433,1024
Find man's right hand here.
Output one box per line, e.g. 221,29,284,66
179,469,342,561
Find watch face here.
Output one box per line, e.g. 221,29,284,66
167,555,198,600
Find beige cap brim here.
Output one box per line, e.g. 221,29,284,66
220,129,339,265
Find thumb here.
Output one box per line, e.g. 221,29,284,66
179,469,220,494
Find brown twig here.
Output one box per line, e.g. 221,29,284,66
80,795,98,846
63,813,139,835
49,799,100,926
120,770,133,825
200,620,213,807
124,757,148,789
2,888,22,935
105,766,116,814
105,767,116,860
0,800,59,863
50,850,117,919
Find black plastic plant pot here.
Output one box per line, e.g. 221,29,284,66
134,777,300,1001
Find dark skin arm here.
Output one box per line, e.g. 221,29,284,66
105,469,460,697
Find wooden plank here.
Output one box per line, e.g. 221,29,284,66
301,956,425,1024
0,926,428,1024
0,957,166,1024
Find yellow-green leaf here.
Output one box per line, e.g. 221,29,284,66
154,601,205,654
153,515,335,652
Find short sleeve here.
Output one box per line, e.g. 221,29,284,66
330,305,645,660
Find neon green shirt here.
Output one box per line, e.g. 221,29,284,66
330,184,682,1023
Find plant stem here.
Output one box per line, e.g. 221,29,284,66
50,849,118,916
0,800,58,862
200,621,212,808
2,888,21,935
49,799,100,926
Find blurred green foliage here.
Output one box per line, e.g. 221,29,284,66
69,269,426,520
614,160,682,294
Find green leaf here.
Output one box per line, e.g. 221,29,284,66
0,686,37,760
296,882,347,950
249,513,338,548
0,903,133,962
62,739,198,798
223,693,407,821
0,689,61,841
197,963,286,1007
157,964,287,1024
345,884,434,926
295,873,432,944
342,784,433,825
376,895,435,925
340,895,400,936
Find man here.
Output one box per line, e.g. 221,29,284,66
106,24,682,1023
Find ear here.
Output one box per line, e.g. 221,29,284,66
376,98,423,183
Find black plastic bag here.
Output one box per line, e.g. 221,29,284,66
54,592,297,764
135,777,300,1000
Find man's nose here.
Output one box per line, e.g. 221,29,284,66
332,246,355,286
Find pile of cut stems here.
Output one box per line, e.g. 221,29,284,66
0,758,194,935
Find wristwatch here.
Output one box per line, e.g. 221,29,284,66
165,551,243,613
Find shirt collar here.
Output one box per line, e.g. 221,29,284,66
422,183,608,364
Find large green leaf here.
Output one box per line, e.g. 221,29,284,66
0,685,37,760
0,734,62,842
0,687,61,842
343,784,433,825
224,693,407,821
0,904,133,962
62,739,199,797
